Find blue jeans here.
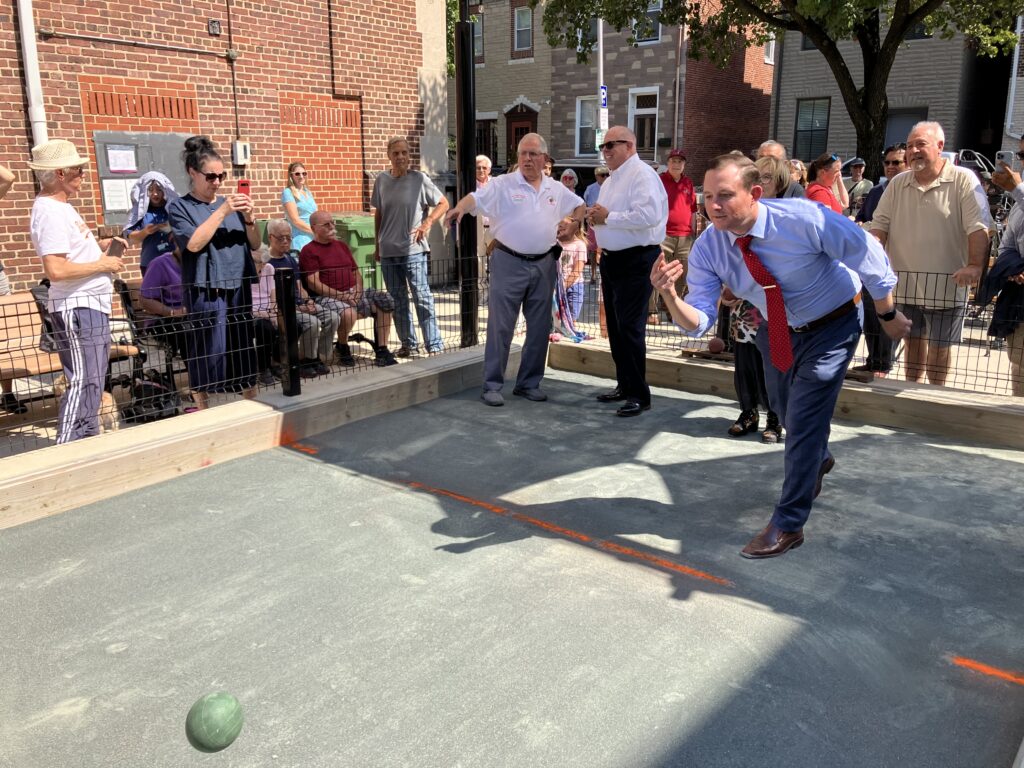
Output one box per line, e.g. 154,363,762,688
381,253,442,352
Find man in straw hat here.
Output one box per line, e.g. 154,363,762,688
28,139,125,443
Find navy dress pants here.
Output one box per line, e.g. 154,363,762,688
756,305,862,532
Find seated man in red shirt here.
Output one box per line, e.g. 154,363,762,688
299,211,398,366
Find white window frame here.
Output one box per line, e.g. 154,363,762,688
633,1,662,45
576,96,598,157
473,14,484,59
514,7,533,51
627,86,659,155
764,34,776,64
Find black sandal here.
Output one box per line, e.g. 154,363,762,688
762,412,783,444
728,409,759,437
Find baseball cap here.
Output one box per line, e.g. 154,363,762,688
667,148,687,160
849,157,866,166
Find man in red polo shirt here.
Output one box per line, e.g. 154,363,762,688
299,211,398,366
648,148,696,322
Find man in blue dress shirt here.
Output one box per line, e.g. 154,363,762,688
652,153,912,559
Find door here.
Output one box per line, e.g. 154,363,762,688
505,106,538,166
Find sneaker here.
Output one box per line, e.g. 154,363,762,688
336,348,356,367
258,369,276,386
375,348,398,367
300,365,319,379
395,346,415,358
1,393,27,414
512,387,548,402
316,362,331,376
480,390,504,407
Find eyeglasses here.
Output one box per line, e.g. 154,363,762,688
595,173,609,178
197,171,228,182
292,171,307,176
598,140,630,152
883,160,905,166
62,167,85,178
271,233,292,240
518,150,544,159
759,175,774,184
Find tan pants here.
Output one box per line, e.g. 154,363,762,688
1007,325,1024,397
649,235,694,314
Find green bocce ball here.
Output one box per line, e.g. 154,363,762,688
185,692,244,753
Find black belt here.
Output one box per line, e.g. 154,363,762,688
493,240,558,261
789,294,861,333
601,244,661,257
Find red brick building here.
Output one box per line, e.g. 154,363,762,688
0,0,447,288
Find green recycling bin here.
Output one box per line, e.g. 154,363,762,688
334,214,380,289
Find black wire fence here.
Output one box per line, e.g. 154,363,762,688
1,257,1020,458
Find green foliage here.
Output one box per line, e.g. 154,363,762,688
446,0,460,77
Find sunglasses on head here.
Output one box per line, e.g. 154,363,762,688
198,171,227,182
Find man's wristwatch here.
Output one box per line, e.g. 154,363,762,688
878,308,897,322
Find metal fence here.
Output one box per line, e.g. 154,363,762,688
1,256,1020,458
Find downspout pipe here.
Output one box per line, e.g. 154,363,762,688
672,24,684,148
1006,15,1023,139
18,0,47,146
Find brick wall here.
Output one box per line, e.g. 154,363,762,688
682,34,773,180
0,0,434,289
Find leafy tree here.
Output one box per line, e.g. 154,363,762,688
537,0,1024,175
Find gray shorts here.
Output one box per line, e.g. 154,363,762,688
899,303,966,347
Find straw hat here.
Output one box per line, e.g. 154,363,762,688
28,140,89,170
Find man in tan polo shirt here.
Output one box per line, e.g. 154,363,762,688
870,121,990,386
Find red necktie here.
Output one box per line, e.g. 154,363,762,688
736,235,793,372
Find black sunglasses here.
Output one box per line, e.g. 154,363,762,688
883,160,905,166
599,140,630,152
293,171,307,176
1015,151,1024,161
198,171,228,182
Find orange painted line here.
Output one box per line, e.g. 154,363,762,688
406,482,732,587
950,656,1024,687
599,540,732,586
283,441,319,455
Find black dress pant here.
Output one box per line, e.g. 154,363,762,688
599,244,661,404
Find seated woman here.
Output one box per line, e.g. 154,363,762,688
139,247,190,362
250,246,280,386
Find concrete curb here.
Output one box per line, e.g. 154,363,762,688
0,347,508,530
548,342,1024,451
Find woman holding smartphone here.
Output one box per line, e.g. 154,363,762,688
167,135,260,409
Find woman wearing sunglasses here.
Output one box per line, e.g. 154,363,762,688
281,162,317,251
805,153,845,215
167,135,260,409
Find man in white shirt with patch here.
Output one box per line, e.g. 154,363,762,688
446,133,585,406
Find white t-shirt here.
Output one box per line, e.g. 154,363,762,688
30,196,111,314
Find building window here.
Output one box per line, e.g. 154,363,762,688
576,96,598,156
800,34,816,51
885,107,928,147
472,9,484,62
476,120,498,163
634,1,661,44
794,98,830,160
577,17,599,52
629,88,659,160
905,21,932,40
764,34,776,64
514,6,532,52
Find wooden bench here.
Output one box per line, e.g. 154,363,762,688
0,289,141,389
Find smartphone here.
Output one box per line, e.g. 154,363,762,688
995,150,1016,170
107,238,126,258
237,179,251,196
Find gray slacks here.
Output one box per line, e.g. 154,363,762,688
483,248,557,392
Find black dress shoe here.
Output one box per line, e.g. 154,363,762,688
740,523,804,559
596,388,626,402
616,399,650,417
813,456,836,499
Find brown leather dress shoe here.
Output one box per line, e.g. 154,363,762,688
740,523,804,559
813,456,836,499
